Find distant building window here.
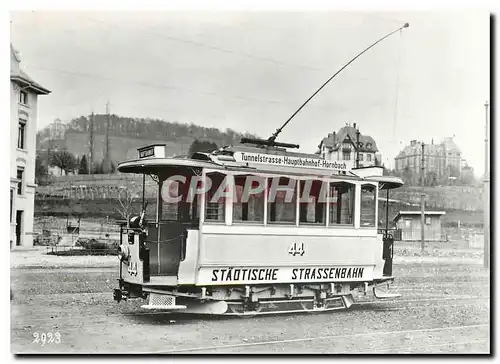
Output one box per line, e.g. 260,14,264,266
18,119,26,149
16,168,24,195
359,154,364,161
342,151,351,160
366,143,372,150
425,216,431,225
367,154,372,162
19,91,28,105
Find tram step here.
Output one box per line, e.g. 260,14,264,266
372,286,401,299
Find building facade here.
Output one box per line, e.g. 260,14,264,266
10,44,50,248
394,138,464,185
316,123,381,167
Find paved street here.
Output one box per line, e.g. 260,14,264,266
11,261,489,354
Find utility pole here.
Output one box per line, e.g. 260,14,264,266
420,142,425,252
484,101,489,268
89,112,94,175
106,102,110,172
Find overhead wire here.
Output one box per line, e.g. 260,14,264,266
28,65,355,115
81,15,325,73
21,13,402,113
20,13,408,139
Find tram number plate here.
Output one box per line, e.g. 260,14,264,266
128,261,138,276
288,242,305,257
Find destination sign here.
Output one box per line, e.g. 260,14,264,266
233,152,353,172
198,265,373,285
137,145,166,159
139,147,155,158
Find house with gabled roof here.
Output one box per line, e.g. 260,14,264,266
316,122,381,167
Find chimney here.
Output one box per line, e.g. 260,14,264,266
410,140,416,146
353,122,356,130
332,131,336,143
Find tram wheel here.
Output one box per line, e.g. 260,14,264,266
227,303,263,317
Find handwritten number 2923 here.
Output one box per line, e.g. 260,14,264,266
33,332,61,346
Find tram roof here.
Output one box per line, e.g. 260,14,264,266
117,143,404,187
117,156,358,179
117,157,405,185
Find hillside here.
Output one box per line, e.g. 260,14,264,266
36,114,258,162
391,186,483,212
36,174,484,226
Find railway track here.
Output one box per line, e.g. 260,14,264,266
148,323,489,354
12,294,490,324
12,291,490,354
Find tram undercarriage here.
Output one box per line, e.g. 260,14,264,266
113,278,400,316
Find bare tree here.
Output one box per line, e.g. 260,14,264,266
116,179,138,228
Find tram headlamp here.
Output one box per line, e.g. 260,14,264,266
118,244,130,261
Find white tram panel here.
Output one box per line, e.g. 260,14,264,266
198,226,377,285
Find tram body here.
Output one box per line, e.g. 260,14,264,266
113,143,403,315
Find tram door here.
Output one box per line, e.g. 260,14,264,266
146,177,197,276
382,234,394,276
147,222,184,276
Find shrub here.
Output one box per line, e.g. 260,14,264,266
75,238,108,250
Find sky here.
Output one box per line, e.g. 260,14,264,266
10,10,490,175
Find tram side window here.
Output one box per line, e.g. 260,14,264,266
299,180,327,225
329,182,355,225
205,172,226,222
360,184,376,227
233,175,265,223
267,177,297,224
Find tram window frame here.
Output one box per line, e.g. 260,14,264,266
298,180,327,226
328,181,355,226
360,183,377,227
232,175,265,224
267,177,297,225
204,172,226,223
160,175,201,224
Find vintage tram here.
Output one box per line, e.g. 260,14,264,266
113,140,403,316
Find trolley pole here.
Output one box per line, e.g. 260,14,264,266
484,101,489,268
420,142,425,252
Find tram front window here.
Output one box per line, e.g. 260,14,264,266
299,180,327,225
360,184,376,227
161,175,201,223
268,177,297,224
233,175,265,223
329,182,355,225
